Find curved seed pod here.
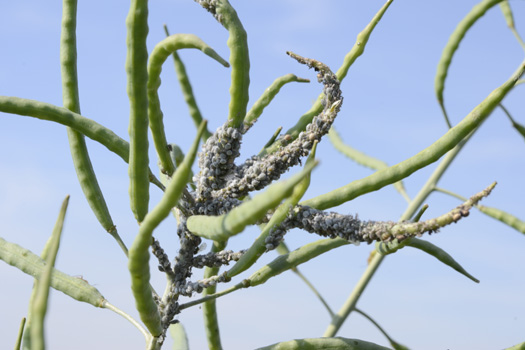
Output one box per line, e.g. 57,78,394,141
477,205,525,234
303,60,525,211
227,141,318,278
148,33,229,175
255,337,391,350
248,238,348,288
0,96,164,191
194,0,250,128
0,236,105,307
169,322,189,350
406,238,479,282
128,121,206,336
499,1,525,50
0,97,128,162
435,0,505,127
30,196,70,350
164,25,213,141
126,0,150,223
261,0,393,155
499,1,514,28
60,0,125,253
187,160,318,241
329,127,410,202
243,74,309,132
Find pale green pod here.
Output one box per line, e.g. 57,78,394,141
148,33,229,175
248,238,348,288
30,197,69,350
126,0,150,223
328,127,410,202
0,96,164,191
195,0,250,127
499,1,514,28
255,337,391,350
435,0,505,127
128,121,206,336
0,97,129,162
406,238,479,283
169,322,189,350
187,160,318,241
244,74,309,132
60,0,125,254
303,60,525,211
164,25,213,141
477,205,525,234
499,1,525,50
0,239,105,308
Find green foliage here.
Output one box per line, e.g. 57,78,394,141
0,1,524,349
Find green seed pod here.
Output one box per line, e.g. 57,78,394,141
477,205,525,234
435,0,505,126
406,238,479,283
126,0,151,223
148,33,229,176
255,337,391,350
244,74,309,132
128,121,206,336
0,237,105,308
248,238,347,288
30,196,70,350
164,25,214,142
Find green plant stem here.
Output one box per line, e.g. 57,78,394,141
102,300,149,342
354,308,407,350
323,253,383,337
203,241,227,350
289,265,335,318
179,282,246,311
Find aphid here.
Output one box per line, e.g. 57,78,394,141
197,242,207,253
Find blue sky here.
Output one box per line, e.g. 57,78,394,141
1,0,524,349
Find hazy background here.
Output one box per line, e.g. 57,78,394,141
1,0,524,349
